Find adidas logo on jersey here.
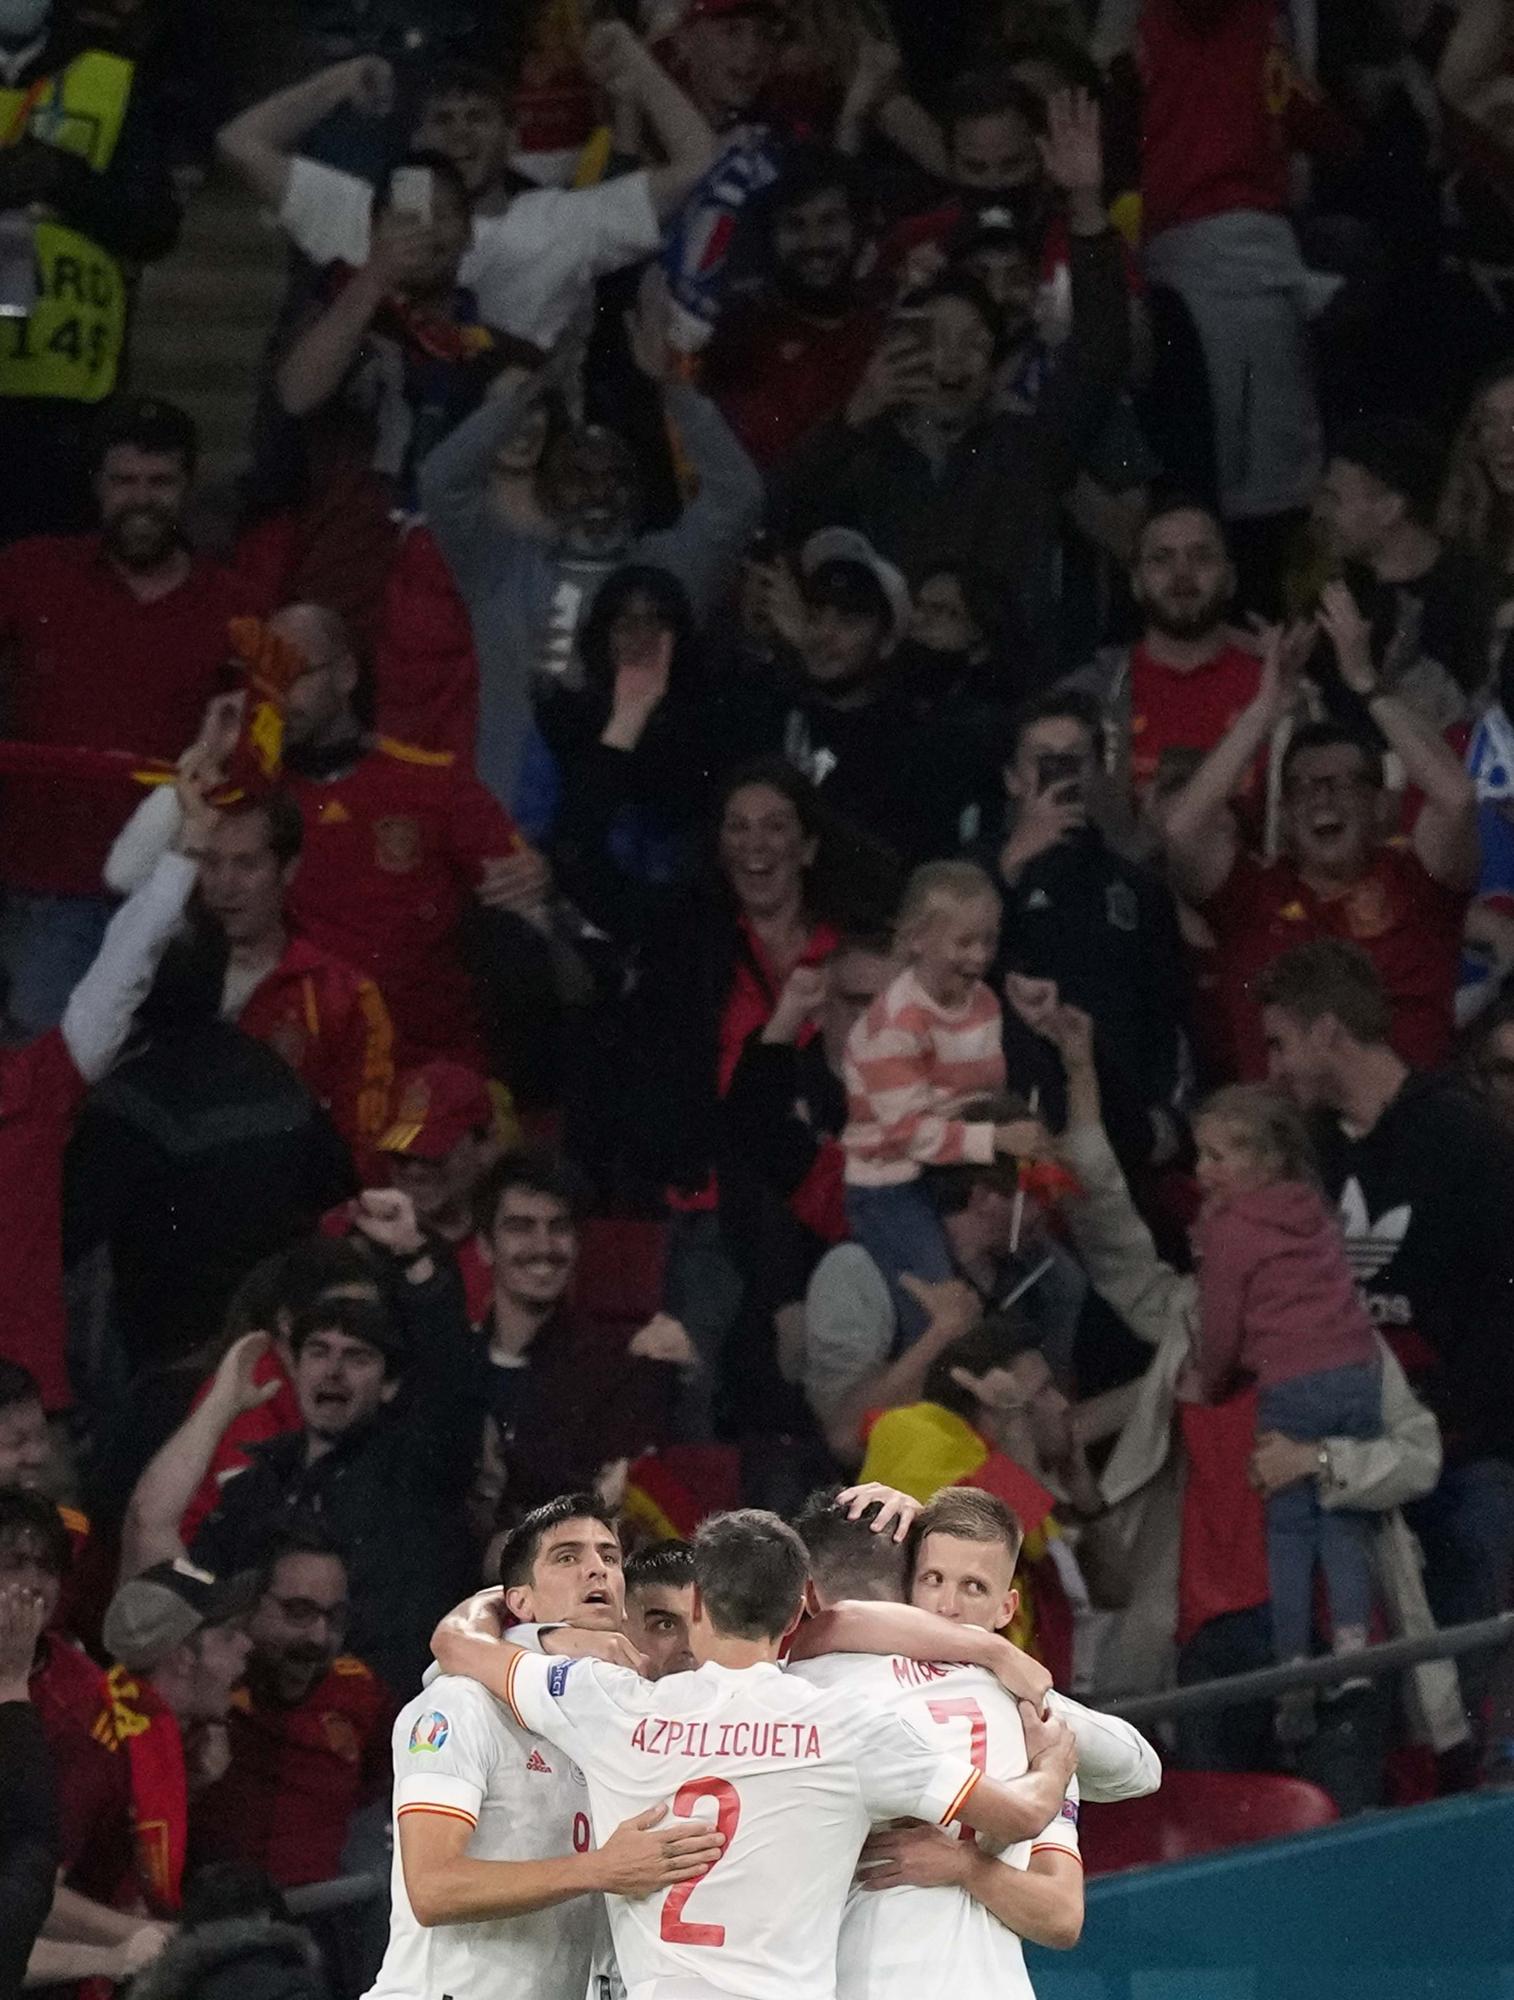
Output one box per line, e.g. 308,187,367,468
1338,1177,1411,1284
526,1749,553,1775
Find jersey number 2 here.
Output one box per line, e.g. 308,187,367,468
659,1777,741,1947
926,1697,988,1843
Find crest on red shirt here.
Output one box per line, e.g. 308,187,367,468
1345,875,1392,941
322,1711,361,1764
373,816,422,873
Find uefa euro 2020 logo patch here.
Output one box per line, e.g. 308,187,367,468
409,1710,450,1754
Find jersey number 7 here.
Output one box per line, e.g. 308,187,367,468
926,1698,988,1844
660,1777,742,1947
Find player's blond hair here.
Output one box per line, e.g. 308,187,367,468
910,1486,1024,1570
895,860,1000,958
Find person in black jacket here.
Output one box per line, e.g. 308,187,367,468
124,1189,483,1698
127,1865,326,2000
984,690,1190,1180
64,915,357,1393
1257,940,1514,1650
0,1581,56,2000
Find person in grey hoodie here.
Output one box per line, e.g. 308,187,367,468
417,276,764,815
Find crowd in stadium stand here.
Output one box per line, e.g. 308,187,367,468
3,0,1514,1989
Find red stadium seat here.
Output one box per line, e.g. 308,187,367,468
1081,1769,1338,1876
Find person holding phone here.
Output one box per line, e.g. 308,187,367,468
985,693,1190,1179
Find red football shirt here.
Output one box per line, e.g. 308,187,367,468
703,297,886,470
30,1632,134,1900
283,739,521,1068
1139,0,1294,239
0,1030,85,1408
0,536,264,895
237,935,396,1151
1128,640,1262,801
1203,845,1469,1079
195,1656,396,1887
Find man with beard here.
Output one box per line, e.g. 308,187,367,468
474,1151,689,1512
703,148,886,471
1163,602,1480,1077
1064,500,1263,818
0,396,264,1034
193,1522,396,1890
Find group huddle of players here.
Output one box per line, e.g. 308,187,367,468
365,1481,1161,2000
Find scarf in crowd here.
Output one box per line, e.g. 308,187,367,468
89,1665,188,1913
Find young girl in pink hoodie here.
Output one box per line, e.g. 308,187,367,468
1192,1085,1382,1719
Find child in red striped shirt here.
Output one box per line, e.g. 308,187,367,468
842,861,1039,1348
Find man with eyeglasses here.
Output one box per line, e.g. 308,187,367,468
194,1520,396,1890
1161,598,1481,1079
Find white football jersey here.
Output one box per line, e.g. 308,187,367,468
504,1652,982,2000
365,1675,602,2000
790,1654,1080,2000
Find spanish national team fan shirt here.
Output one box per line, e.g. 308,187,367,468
504,1652,980,2000
1127,641,1262,802
282,741,520,1068
369,1675,600,2000
1201,845,1467,1079
0,536,263,895
790,1653,1078,2000
1138,0,1293,238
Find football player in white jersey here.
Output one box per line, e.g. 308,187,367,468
624,1540,697,1680
366,1494,724,2000
789,1485,1158,1998
430,1508,1079,2000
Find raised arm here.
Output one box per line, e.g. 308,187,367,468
61,779,209,1084
583,21,717,219
276,217,428,418
417,366,543,597
1159,622,1302,903
119,1332,281,1579
1317,582,1480,892
216,56,393,210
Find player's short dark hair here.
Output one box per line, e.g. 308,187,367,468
908,1487,1025,1574
498,1494,617,1591
375,149,471,219
1280,720,1385,795
1331,415,1447,527
0,1361,42,1417
91,393,198,474
691,1509,808,1641
1252,939,1394,1046
624,1539,695,1597
222,792,305,868
472,1148,590,1240
0,1487,71,1578
790,1487,907,1602
924,1316,1043,1420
